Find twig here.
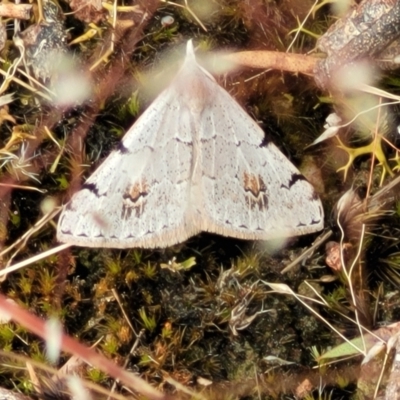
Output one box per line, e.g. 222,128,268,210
0,243,71,278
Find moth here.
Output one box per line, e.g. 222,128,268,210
57,40,324,249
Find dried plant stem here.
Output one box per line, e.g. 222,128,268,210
0,243,71,278
0,68,52,101
0,208,61,263
225,51,317,75
0,295,170,400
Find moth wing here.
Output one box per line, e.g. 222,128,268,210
195,84,324,240
57,90,198,248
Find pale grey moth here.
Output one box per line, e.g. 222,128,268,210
57,40,324,248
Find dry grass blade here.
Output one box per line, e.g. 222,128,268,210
0,244,71,278
0,207,60,259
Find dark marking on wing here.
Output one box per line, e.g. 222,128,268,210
260,136,270,147
311,205,324,224
82,182,102,197
75,232,89,237
176,137,193,145
121,179,149,219
281,173,306,189
123,182,149,203
243,172,268,211
117,141,130,154
64,202,73,211
310,190,320,201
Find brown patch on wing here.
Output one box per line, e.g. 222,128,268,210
122,179,149,219
243,172,268,210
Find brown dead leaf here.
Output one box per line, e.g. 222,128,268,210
68,0,107,24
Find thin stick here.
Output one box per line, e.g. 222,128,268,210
0,296,168,400
0,183,46,193
281,229,332,273
286,0,318,52
0,243,71,278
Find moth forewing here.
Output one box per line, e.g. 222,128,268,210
57,40,324,248
57,82,198,248
193,77,323,240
